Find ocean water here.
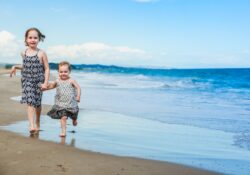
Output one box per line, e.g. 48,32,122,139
2,66,250,175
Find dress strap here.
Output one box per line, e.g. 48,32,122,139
24,49,28,57
36,49,40,56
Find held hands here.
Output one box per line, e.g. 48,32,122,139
10,66,16,77
40,83,48,90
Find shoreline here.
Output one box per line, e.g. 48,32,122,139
0,68,217,175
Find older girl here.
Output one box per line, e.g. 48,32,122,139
10,27,50,133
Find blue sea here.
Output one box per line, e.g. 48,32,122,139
2,65,250,175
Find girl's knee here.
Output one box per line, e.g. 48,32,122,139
61,116,67,120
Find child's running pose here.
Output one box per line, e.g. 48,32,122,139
10,27,50,133
46,61,81,137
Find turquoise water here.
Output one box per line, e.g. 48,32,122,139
1,66,250,175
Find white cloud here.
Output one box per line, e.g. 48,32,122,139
0,30,21,59
47,42,150,65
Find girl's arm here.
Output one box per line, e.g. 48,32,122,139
10,53,24,77
10,64,23,77
40,51,50,90
71,79,81,102
43,81,57,91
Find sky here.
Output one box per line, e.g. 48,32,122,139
0,0,250,68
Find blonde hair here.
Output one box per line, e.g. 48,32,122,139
58,61,71,72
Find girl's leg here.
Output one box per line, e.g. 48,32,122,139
60,116,67,137
27,105,35,132
72,118,78,126
35,106,42,131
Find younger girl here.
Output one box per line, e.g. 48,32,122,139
10,27,50,133
46,61,81,137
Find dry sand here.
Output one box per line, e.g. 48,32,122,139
0,68,218,175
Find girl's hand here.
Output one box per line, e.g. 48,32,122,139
76,96,80,102
10,66,16,77
40,83,48,90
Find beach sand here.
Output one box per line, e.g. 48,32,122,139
0,68,217,175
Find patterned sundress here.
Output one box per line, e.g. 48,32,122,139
21,49,45,108
47,79,79,120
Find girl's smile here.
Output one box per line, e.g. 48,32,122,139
59,65,70,80
26,30,39,48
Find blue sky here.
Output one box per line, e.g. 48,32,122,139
0,0,250,68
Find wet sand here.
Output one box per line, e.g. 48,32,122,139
0,68,217,175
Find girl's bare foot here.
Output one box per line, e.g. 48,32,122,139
60,133,66,137
72,119,77,126
29,128,36,134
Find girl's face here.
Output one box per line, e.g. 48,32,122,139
26,30,39,48
58,65,70,80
